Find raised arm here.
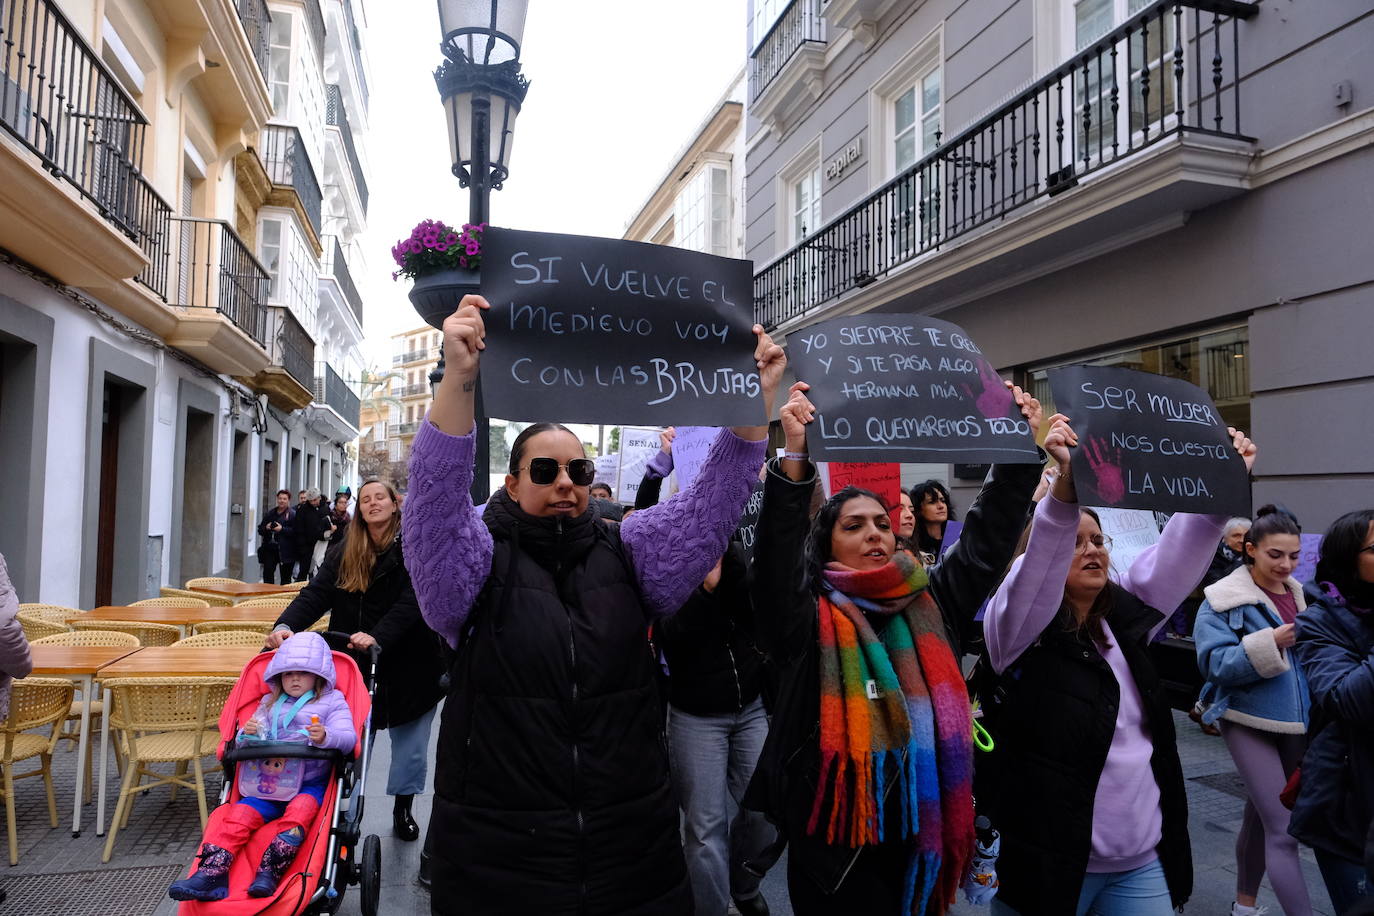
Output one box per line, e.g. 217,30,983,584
1120,426,1257,634
400,296,496,647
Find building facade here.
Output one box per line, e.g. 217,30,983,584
367,325,441,474
744,0,1374,526
0,0,370,605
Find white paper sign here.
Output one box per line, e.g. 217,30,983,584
616,426,661,504
1092,506,1162,579
671,426,718,492
594,454,620,491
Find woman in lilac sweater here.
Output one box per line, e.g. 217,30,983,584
980,414,1257,916
402,295,781,916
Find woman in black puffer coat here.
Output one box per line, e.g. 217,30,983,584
269,478,445,843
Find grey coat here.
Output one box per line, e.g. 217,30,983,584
0,554,34,721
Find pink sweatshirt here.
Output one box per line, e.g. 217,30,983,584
984,495,1225,873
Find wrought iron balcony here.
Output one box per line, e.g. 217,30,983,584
170,217,270,345
750,0,826,101
394,421,421,437
130,172,173,300
322,235,363,324
396,383,429,398
325,84,368,213
264,305,315,390
754,0,1257,330
0,0,173,278
340,0,368,112
237,0,272,79
314,362,360,427
260,124,323,235
392,348,434,366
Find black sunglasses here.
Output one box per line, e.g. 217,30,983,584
520,457,597,487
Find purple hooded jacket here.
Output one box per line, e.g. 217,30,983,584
245,632,356,784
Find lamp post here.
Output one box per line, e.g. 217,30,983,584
425,0,530,503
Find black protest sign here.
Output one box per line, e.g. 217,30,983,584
479,228,763,426
787,314,1041,463
733,481,765,562
1048,365,1250,516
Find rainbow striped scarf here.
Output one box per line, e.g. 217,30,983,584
811,551,974,915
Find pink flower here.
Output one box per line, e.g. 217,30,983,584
445,233,459,246
459,255,468,268
435,241,449,252
407,239,422,254
465,241,480,256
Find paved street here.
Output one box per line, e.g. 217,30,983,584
0,704,1335,915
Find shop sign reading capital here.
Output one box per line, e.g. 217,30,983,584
825,138,863,182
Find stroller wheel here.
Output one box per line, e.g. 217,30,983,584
360,834,382,916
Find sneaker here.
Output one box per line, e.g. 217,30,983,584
1232,904,1270,916
733,893,770,916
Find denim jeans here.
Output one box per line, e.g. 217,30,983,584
992,858,1174,916
369,705,437,796
668,696,776,916
1314,847,1372,914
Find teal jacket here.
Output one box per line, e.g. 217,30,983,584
1194,565,1309,734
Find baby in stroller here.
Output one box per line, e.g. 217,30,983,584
170,632,356,902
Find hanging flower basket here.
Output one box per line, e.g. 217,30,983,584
391,220,485,330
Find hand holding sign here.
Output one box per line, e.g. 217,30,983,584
428,293,491,437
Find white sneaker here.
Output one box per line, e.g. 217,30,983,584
1231,904,1269,916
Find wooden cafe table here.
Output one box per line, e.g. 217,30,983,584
93,646,262,835
86,604,285,637
28,644,140,836
187,582,298,600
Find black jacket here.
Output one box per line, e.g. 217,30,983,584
656,541,766,716
257,507,295,564
741,457,1039,893
429,493,689,916
1289,583,1374,869
274,533,443,730
292,501,327,556
977,587,1192,914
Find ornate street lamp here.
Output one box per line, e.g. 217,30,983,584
420,0,531,505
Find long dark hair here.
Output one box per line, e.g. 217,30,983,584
1242,504,1301,565
803,487,891,594
1314,509,1374,603
1063,506,1115,646
909,480,957,522
508,422,581,475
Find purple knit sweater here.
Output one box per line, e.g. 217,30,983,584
402,419,767,646
986,494,1225,873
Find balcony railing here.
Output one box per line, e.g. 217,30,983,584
392,348,434,366
749,0,826,101
130,171,173,300
236,0,272,80
322,235,363,324
394,421,421,437
264,305,315,389
396,383,428,398
304,0,326,74
314,362,360,427
325,84,368,213
754,0,1257,330
260,124,322,235
0,0,176,268
170,217,270,346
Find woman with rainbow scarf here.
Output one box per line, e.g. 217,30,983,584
741,381,1044,915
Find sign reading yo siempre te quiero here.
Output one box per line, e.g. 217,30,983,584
787,314,1042,464
479,228,763,426
1048,365,1251,517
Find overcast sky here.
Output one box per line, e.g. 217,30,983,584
356,0,748,371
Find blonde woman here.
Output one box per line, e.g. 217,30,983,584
267,478,444,842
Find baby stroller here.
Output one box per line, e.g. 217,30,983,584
176,633,382,916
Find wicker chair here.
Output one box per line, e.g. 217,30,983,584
231,596,293,610
131,596,211,609
16,612,69,642
280,581,309,592
101,677,237,863
69,620,181,646
0,677,76,864
173,631,267,648
160,587,233,608
191,620,276,637
30,631,140,798
183,577,244,590
17,604,84,624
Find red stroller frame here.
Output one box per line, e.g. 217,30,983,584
176,633,382,916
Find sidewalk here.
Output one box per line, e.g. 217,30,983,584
0,707,1339,914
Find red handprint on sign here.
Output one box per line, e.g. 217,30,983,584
962,360,1013,419
1082,437,1126,505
